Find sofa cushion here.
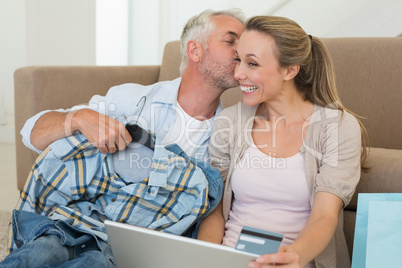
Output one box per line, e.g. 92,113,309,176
347,147,402,210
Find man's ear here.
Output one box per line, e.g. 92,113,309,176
187,40,203,63
283,65,300,81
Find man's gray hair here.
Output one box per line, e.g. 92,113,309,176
179,9,246,74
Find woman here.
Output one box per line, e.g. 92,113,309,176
197,16,368,268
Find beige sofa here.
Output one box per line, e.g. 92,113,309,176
9,38,402,261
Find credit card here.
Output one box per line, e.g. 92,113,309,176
235,226,284,256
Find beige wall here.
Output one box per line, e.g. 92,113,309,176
128,0,402,65
0,0,26,142
0,0,96,143
25,0,96,65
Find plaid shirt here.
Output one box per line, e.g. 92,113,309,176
9,134,222,252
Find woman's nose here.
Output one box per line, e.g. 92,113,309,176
234,64,245,81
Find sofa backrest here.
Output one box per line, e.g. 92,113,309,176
14,65,161,190
14,37,402,191
158,40,181,82
158,38,402,150
324,38,402,150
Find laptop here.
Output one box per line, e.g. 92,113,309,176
105,220,258,268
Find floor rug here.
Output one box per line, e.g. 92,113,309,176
0,210,12,262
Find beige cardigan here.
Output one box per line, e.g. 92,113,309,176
209,103,361,268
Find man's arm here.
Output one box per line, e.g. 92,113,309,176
30,109,132,154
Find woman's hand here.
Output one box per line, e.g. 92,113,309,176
249,246,301,268
249,192,343,268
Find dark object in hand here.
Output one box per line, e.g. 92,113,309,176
125,123,155,151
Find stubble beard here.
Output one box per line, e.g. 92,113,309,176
200,56,239,91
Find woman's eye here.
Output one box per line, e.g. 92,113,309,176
248,62,258,67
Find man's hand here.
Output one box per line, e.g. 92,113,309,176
72,109,132,154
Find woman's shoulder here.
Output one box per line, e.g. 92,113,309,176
312,105,358,124
309,105,360,135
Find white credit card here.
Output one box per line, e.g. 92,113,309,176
235,226,284,256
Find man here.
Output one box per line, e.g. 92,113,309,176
1,9,244,267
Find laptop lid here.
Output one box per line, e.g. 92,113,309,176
105,220,258,268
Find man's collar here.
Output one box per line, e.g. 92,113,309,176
216,100,224,116
153,77,182,104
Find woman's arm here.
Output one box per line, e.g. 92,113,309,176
198,108,238,243
197,201,225,244
250,111,362,267
251,192,343,267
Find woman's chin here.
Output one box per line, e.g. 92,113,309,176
242,97,258,107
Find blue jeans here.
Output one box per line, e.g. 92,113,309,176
0,210,116,268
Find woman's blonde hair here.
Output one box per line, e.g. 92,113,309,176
245,16,368,165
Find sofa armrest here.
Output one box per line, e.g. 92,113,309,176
14,65,160,190
343,147,402,258
347,147,402,210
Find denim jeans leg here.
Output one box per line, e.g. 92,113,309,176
39,239,116,268
0,234,70,268
43,250,116,268
1,235,116,268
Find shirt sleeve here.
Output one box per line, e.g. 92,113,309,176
20,104,90,154
314,111,362,207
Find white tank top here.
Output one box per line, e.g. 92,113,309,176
223,143,311,249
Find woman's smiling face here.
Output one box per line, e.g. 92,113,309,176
234,30,288,107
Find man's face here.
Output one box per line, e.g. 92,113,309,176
199,15,244,90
